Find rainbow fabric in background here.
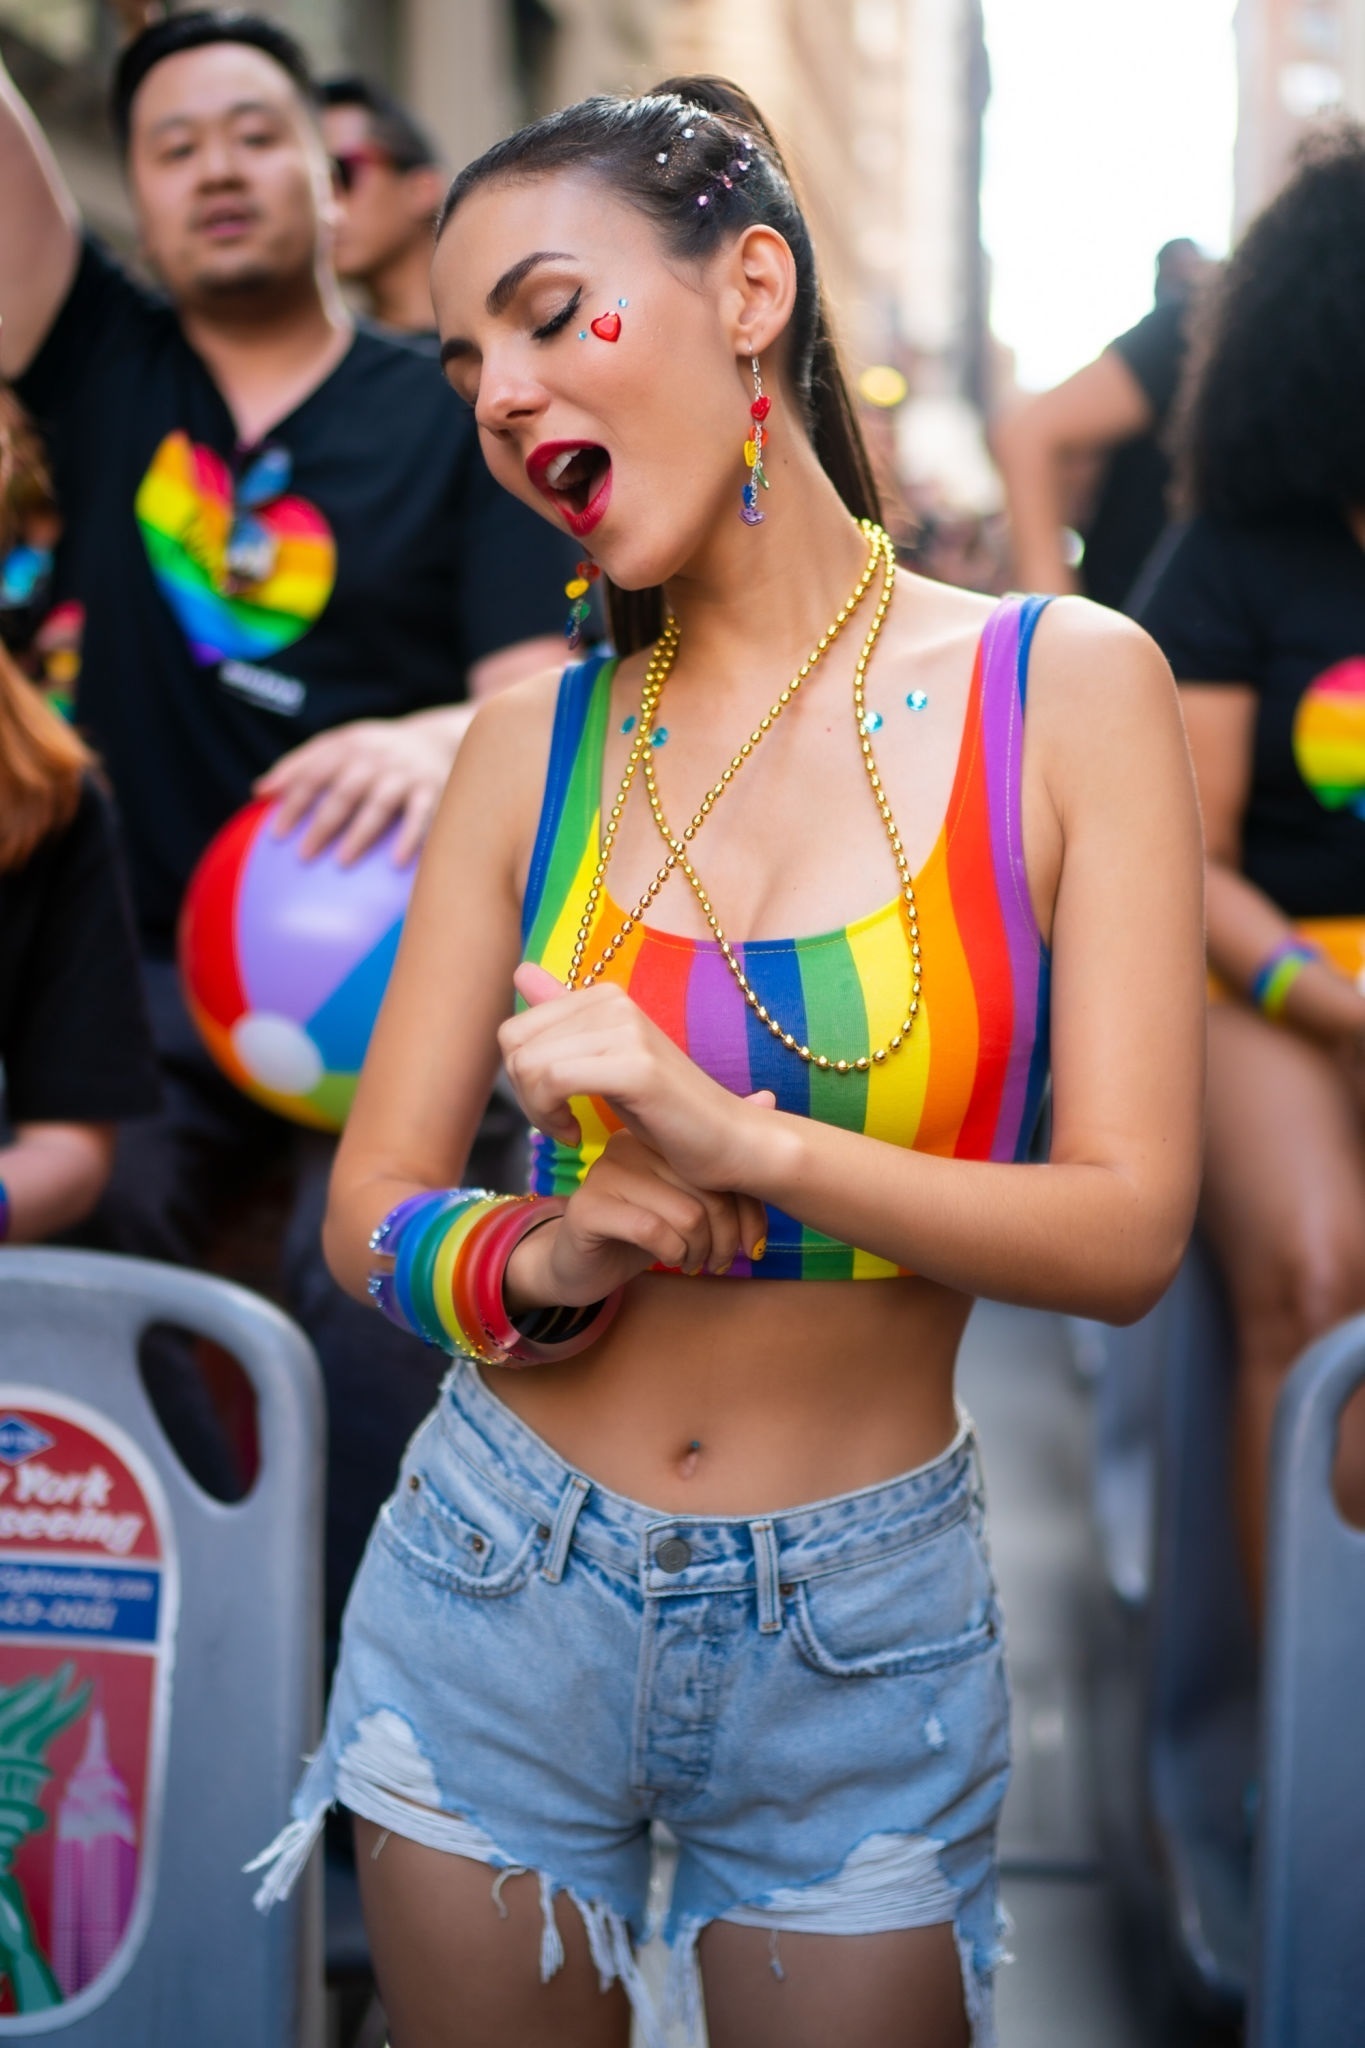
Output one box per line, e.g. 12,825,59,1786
134,431,335,666
520,598,1053,1279
1292,658,1365,816
179,798,412,1131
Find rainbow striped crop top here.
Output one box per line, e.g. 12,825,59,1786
521,594,1052,1279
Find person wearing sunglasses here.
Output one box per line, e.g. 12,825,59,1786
320,75,447,338
0,8,582,1656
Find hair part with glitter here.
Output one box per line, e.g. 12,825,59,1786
437,75,881,654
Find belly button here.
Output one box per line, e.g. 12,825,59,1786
677,1439,703,1478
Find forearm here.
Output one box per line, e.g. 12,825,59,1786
996,437,1080,597
0,56,79,380
1206,861,1365,1043
469,636,564,700
0,1125,114,1243
744,1112,1191,1324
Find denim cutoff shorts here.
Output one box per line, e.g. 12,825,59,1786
252,1360,1013,2046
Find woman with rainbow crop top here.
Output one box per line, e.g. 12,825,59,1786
253,79,1205,2048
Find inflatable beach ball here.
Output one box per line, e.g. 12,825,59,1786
179,798,413,1130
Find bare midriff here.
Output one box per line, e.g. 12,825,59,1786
480,1275,970,1515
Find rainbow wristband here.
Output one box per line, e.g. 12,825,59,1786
0,1182,9,1243
367,1188,621,1366
1249,939,1320,1018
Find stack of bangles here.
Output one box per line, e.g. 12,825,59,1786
367,1189,621,1368
1249,938,1320,1019
0,1182,8,1243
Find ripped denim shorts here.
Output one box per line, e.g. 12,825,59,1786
253,1360,1012,2047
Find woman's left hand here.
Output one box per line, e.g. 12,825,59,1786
499,963,779,1194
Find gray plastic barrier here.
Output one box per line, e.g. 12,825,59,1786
1249,1314,1365,2048
0,1248,324,2046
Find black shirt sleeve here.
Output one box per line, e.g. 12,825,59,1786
1134,516,1262,685
12,234,160,445
1108,301,1187,424
1,780,162,1123
448,418,584,667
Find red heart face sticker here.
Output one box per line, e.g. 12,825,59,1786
590,311,622,343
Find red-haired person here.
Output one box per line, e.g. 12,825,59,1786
0,410,159,1241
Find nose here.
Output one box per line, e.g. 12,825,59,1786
475,351,549,441
197,132,244,186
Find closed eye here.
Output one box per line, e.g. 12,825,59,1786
532,289,582,342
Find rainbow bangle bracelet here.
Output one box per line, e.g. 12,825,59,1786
1249,939,1319,1018
367,1188,621,1366
0,1182,9,1244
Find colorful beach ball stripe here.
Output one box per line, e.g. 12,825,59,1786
179,798,412,1131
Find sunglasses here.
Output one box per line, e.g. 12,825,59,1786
330,146,397,193
223,442,292,595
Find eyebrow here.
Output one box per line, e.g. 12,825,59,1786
485,249,575,316
146,99,282,137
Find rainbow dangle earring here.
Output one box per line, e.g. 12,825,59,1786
740,356,771,525
564,558,600,649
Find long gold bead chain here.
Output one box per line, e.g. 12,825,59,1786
644,530,922,1072
564,520,886,991
565,521,924,1072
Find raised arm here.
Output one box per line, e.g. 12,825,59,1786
994,350,1155,596
0,53,80,381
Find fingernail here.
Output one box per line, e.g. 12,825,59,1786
686,1264,704,1277
715,1256,735,1275
750,1236,767,1262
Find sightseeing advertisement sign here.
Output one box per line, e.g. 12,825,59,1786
0,1391,177,2029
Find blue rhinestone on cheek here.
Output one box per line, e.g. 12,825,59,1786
617,297,629,308
906,690,929,711
578,330,588,340
620,715,636,734
861,710,884,734
650,727,670,748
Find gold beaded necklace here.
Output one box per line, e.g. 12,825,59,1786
566,520,923,1073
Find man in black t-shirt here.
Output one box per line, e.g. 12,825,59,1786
995,239,1211,612
0,11,578,1640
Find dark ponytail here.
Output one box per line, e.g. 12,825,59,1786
439,75,881,656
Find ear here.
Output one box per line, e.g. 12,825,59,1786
723,224,798,367
406,164,447,227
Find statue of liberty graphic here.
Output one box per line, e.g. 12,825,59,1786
0,1666,91,2011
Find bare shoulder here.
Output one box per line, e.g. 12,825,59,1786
1027,594,1177,718
435,663,566,886
1023,596,1191,820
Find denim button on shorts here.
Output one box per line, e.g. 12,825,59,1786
253,1360,1013,2046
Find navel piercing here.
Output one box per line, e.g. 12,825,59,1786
907,690,928,710
564,557,600,649
741,356,771,525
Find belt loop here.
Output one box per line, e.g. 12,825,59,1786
751,1519,783,1634
541,1473,591,1584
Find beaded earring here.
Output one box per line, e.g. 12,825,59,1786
564,558,600,649
741,357,771,525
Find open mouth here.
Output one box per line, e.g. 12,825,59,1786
527,441,613,539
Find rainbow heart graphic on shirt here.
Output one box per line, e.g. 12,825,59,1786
1292,658,1365,816
134,431,336,665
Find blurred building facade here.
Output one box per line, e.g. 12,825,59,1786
1234,0,1365,225
0,0,993,513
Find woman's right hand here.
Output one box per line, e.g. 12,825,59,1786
505,1128,769,1311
